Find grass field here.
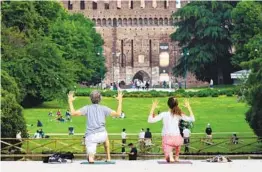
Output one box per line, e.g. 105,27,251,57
24,96,254,138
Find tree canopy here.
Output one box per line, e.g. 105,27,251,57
231,1,262,66
231,1,262,137
1,71,27,139
1,1,105,107
171,1,236,84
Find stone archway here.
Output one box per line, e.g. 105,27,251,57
132,70,150,82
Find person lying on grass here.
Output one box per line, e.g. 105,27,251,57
68,90,123,163
148,97,195,162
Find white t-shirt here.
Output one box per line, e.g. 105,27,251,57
121,132,127,139
183,128,191,138
148,111,195,136
139,131,145,139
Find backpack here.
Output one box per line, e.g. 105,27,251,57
206,155,232,163
43,152,74,163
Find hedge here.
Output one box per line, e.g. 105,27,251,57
75,88,240,98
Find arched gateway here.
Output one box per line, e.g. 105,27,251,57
132,70,150,82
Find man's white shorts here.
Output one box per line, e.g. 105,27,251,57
85,131,107,155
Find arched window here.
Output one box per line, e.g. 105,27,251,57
107,18,112,26
169,18,173,26
128,18,132,26
113,18,117,27
149,18,153,26
164,18,168,25
97,19,101,26
139,18,143,26
159,18,163,26
133,18,138,26
102,18,106,26
123,18,127,26
154,18,158,26
118,18,122,26
92,18,96,25
144,18,148,26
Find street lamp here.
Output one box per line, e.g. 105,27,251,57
112,52,115,83
96,46,104,90
181,48,189,89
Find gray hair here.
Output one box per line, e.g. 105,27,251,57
90,90,101,104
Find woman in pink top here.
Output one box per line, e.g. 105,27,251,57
148,97,195,162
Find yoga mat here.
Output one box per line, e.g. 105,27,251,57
157,161,193,164
81,161,116,165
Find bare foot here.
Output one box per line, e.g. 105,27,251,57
105,158,111,162
175,156,179,162
169,152,175,162
88,155,95,163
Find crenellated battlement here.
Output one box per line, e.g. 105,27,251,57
62,0,188,11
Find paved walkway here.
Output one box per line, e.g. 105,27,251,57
1,160,261,172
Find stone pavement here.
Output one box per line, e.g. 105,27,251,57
1,159,261,172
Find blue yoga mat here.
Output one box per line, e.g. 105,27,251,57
81,161,116,165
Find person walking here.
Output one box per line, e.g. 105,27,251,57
183,126,191,153
68,90,123,163
205,123,213,144
148,97,195,162
121,128,127,155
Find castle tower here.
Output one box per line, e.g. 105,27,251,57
62,0,188,86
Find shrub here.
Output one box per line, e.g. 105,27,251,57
74,88,238,98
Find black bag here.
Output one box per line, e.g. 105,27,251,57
60,152,74,160
43,152,74,163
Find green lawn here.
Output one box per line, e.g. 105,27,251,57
24,96,253,137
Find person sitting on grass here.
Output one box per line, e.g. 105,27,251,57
57,115,65,122
57,109,61,117
48,111,53,121
68,90,123,163
148,98,195,162
34,130,41,139
128,143,137,160
37,120,43,127
39,128,45,138
65,109,72,122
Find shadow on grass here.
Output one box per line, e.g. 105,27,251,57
33,100,66,109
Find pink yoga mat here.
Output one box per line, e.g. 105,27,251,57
157,161,193,164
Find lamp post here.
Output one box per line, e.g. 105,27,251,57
96,46,103,90
181,48,189,89
112,52,115,83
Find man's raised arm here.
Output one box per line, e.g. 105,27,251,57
68,91,82,116
110,91,123,117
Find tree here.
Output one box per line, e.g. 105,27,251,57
171,1,237,84
1,1,105,106
12,38,76,107
1,70,22,103
49,13,105,84
231,1,262,137
241,34,262,137
242,37,262,137
1,71,27,139
231,1,262,66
